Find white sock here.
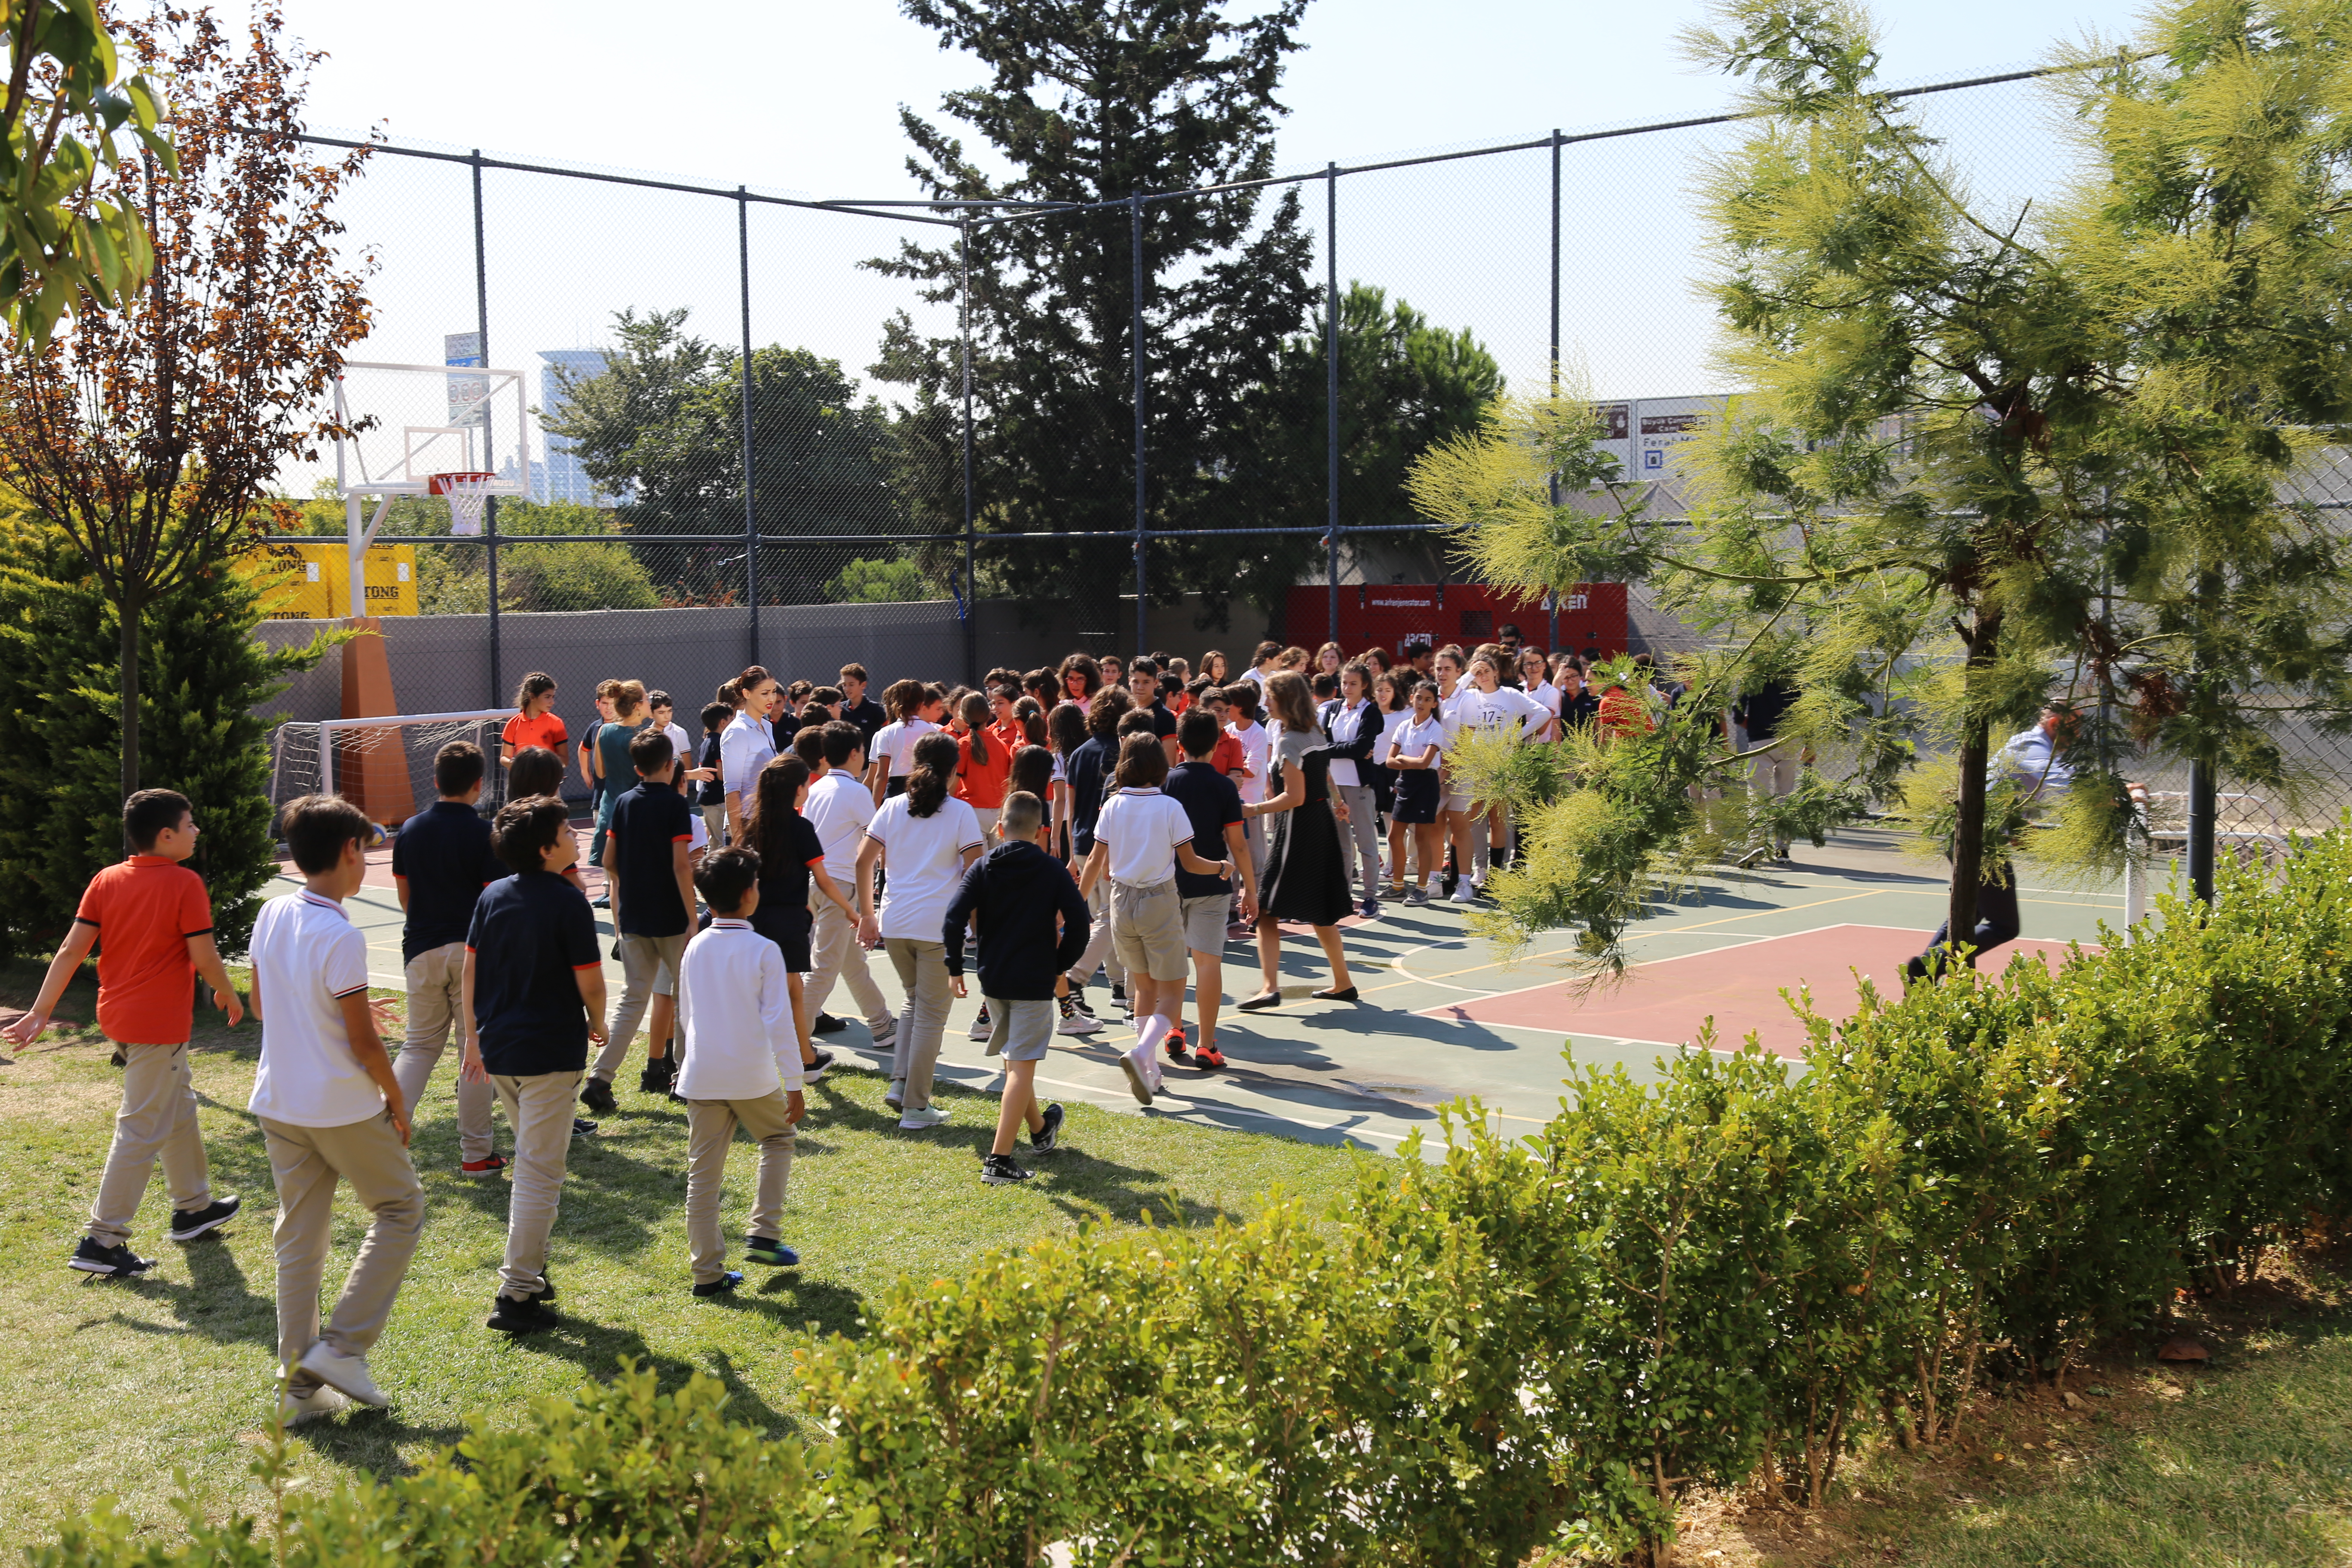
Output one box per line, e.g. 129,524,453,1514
1132,1013,1172,1084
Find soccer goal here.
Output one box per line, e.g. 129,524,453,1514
269,710,514,827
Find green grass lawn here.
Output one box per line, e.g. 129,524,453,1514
0,959,1360,1553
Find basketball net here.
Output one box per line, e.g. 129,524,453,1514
429,470,496,536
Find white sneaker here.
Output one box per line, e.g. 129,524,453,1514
885,1081,905,1113
279,1381,349,1427
298,1340,388,1407
966,1007,992,1041
867,1019,897,1048
1450,882,1479,904
897,1106,950,1130
1056,999,1102,1036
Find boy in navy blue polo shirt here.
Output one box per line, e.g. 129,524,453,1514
460,796,606,1335
1164,709,1255,1069
586,728,696,1111
391,741,507,1173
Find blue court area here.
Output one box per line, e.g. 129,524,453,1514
306,822,2125,1157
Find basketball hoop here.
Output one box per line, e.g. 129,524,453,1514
429,471,496,536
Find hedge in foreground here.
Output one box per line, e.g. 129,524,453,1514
42,832,2352,1567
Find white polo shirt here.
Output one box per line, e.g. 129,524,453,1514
246,889,382,1128
675,919,803,1100
1094,786,1198,887
804,769,876,881
866,793,984,942
1386,713,1447,769
871,717,940,780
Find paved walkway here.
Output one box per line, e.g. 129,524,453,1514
299,822,2126,1155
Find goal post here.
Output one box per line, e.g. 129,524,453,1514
269,709,515,829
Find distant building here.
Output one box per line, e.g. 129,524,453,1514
535,349,619,505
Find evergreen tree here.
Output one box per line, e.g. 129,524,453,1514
0,513,324,959
869,0,1317,641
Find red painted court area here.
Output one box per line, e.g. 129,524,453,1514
1420,924,2092,1058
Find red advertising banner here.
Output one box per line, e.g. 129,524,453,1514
1284,582,1628,660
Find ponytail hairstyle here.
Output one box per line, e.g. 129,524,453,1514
905,731,961,817
883,677,927,721
610,679,648,721
1047,698,1087,757
728,665,770,707
717,676,745,709
1014,697,1048,748
1008,742,1053,804
958,692,992,765
742,756,811,868
513,671,556,713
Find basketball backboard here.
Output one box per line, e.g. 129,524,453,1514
332,361,533,498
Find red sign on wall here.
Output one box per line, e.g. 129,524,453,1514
1285,582,1629,660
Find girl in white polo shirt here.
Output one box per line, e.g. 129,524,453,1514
855,732,983,1130
1077,732,1231,1106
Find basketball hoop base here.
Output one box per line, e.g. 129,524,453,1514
429,470,496,536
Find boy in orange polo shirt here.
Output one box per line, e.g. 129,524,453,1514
4,789,247,1277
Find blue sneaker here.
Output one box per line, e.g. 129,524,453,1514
691,1270,744,1298
744,1236,799,1267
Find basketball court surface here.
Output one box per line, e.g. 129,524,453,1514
291,822,2126,1158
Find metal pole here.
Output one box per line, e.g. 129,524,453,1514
961,217,977,686
473,150,499,707
1547,129,1562,653
1326,162,1340,650
1131,192,1147,656
2189,753,2216,903
738,187,759,664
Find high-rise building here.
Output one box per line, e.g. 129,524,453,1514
535,348,617,505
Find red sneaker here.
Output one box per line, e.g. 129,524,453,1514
1193,1042,1227,1070
460,1154,509,1176
1163,1028,1192,1064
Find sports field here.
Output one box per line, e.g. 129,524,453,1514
325,818,2124,1152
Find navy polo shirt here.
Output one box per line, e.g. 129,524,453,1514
608,781,695,937
391,800,502,963
465,871,600,1075
1065,735,1115,856
1164,760,1243,899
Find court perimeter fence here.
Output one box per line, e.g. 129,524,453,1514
245,59,2352,882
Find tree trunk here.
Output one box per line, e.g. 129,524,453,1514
119,590,141,806
1947,613,1998,951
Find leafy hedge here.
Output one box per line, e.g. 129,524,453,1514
44,833,2352,1566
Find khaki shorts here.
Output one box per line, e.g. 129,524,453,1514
1180,894,1231,954
1109,878,1189,983
983,996,1054,1062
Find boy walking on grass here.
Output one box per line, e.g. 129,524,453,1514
588,728,696,1111
675,847,805,1298
248,795,425,1424
5,789,244,1277
942,791,1085,1185
461,796,607,1335
391,740,507,1174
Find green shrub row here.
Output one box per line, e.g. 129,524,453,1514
44,833,2352,1567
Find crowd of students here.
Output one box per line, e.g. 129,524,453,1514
4,630,1658,1425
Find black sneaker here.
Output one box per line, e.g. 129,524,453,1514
167,1194,241,1242
691,1270,744,1298
580,1077,618,1115
68,1237,153,1277
980,1153,1033,1185
1110,981,1127,1007
637,1057,675,1095
572,1117,599,1137
528,1269,558,1306
1030,1102,1064,1153
812,1012,848,1035
1070,992,1098,1019
486,1292,554,1333
801,1047,833,1084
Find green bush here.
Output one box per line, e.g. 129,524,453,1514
36,830,2352,1567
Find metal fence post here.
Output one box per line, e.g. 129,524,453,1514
961,217,977,685
472,150,499,708
738,187,759,662
1325,162,1340,649
1547,128,1562,653
1131,192,1148,656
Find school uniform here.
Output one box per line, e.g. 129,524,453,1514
390,799,504,1163
1093,787,1197,984
675,919,804,1287
802,771,892,1034
594,779,695,1085
1387,714,1446,825
248,888,424,1396
1320,697,1384,904
866,793,984,1114
941,839,1090,1064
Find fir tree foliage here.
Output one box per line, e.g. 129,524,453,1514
869,0,1317,637
1417,0,2352,968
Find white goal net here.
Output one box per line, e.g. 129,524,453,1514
268,710,514,827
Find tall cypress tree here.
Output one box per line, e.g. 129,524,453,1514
870,0,1318,642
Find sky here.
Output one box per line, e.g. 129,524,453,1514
257,0,2159,495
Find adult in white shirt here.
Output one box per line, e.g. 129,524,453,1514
719,669,781,834
801,723,893,1043
247,796,423,1421
854,732,984,1129
674,848,805,1296
1322,663,1386,914
1076,733,1231,1103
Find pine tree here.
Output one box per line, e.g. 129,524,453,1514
869,0,1317,642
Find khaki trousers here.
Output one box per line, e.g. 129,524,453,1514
257,1112,425,1389
594,931,688,1081
804,894,890,1027
701,802,729,847
883,937,952,1112
394,942,498,1162
684,1093,797,1285
88,1041,211,1246
489,1071,579,1299
1068,878,1128,991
